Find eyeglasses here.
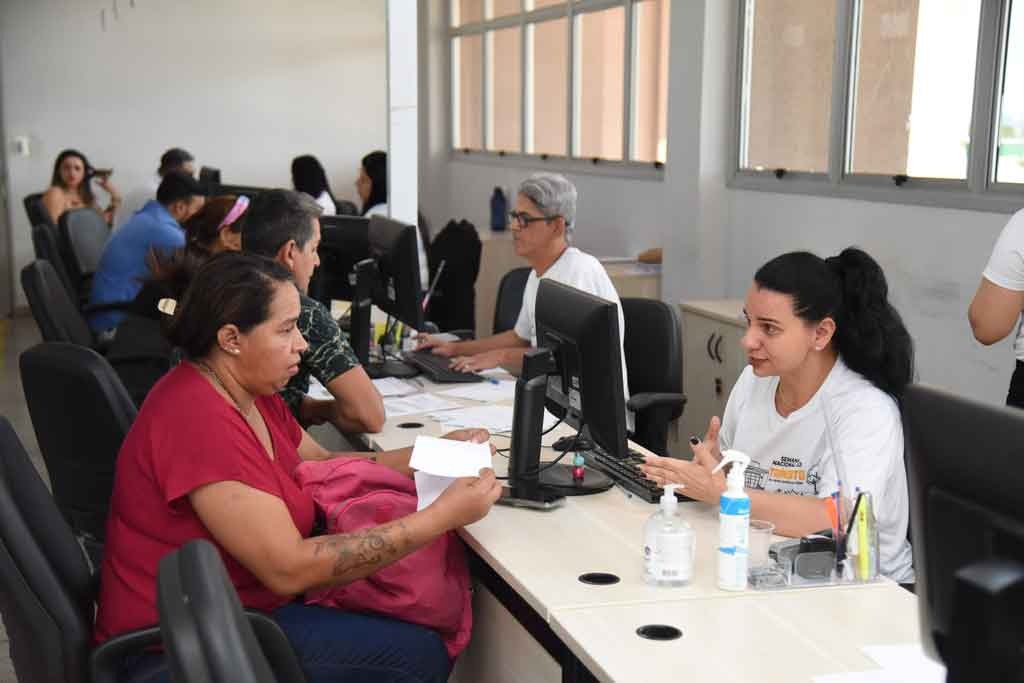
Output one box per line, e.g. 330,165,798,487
507,211,559,230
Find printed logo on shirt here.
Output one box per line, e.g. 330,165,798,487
766,456,811,490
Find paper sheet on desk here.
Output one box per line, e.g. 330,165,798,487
436,380,517,402
427,405,557,434
306,377,332,401
812,644,945,683
410,436,493,511
372,377,419,397
383,394,462,418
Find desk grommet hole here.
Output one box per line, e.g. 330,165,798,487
397,422,425,429
636,624,682,641
578,572,620,586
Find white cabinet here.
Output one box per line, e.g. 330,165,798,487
677,300,747,446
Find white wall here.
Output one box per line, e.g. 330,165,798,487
421,0,1020,405
1,0,387,307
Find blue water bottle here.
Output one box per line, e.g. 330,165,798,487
490,187,507,231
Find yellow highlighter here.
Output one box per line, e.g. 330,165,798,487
856,493,871,581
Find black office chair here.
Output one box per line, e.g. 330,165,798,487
622,298,687,456
493,267,531,335
58,207,109,297
21,260,95,348
335,199,359,216
158,539,307,683
32,225,80,304
20,342,139,567
425,219,482,332
0,416,162,683
23,191,53,227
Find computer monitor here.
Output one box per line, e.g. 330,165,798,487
346,215,424,378
198,166,221,190
503,280,623,504
309,215,370,305
902,383,1024,682
212,183,269,199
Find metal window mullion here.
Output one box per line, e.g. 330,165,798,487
450,32,459,149
622,0,635,162
970,0,1010,193
568,1,578,156
522,13,531,153
829,0,856,185
735,0,753,171
482,29,491,150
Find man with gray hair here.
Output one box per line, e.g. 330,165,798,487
418,172,628,393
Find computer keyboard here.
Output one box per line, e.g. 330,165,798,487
585,447,693,504
403,350,485,384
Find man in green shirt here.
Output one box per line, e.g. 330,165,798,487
241,189,385,433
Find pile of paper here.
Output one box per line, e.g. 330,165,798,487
426,405,558,434
371,377,419,397
383,394,462,418
436,380,517,403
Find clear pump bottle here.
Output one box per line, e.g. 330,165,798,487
643,484,695,586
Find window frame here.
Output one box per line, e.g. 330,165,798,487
447,0,667,179
729,0,1024,214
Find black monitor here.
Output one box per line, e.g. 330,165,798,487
309,215,370,305
347,215,424,378
902,383,1024,682
198,166,220,190
502,280,624,505
212,183,269,199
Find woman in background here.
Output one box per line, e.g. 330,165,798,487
42,148,121,225
292,155,337,216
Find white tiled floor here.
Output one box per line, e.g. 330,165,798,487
0,314,49,682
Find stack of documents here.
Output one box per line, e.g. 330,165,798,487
383,394,462,418
426,405,558,434
409,435,493,511
371,377,419,397
435,380,517,403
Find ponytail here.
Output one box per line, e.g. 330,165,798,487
754,248,914,397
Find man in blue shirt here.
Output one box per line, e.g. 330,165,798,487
88,171,206,333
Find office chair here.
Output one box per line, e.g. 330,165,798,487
158,539,307,683
425,219,482,332
20,342,139,567
335,199,359,216
622,298,687,456
492,267,531,335
22,260,95,348
0,416,162,683
58,207,109,297
32,225,80,304
23,191,53,228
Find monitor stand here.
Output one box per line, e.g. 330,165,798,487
539,463,613,495
365,359,419,379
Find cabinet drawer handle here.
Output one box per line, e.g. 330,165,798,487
713,335,724,363
706,333,716,360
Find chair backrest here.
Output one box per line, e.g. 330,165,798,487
622,297,683,397
58,207,109,285
493,267,531,335
158,540,281,683
21,260,94,347
32,225,79,301
20,342,138,544
24,192,54,228
0,416,96,683
425,220,483,332
335,199,359,216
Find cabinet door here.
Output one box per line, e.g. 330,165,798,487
681,313,745,442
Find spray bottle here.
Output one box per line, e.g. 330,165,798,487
713,450,751,591
643,484,695,586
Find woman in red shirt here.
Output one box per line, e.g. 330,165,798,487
96,252,501,682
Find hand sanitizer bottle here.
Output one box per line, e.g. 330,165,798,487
643,484,695,586
712,450,751,591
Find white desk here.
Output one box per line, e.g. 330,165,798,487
324,372,922,682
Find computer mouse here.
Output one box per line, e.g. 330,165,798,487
551,435,594,452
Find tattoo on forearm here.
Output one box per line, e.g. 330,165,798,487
312,519,412,578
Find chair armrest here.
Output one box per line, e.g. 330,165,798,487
244,609,308,682
626,392,687,414
90,625,163,683
82,301,135,318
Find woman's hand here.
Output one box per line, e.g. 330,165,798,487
450,350,504,373
430,468,503,529
443,428,496,456
416,334,459,357
638,416,727,504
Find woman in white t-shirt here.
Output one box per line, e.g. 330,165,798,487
641,248,915,582
291,155,337,216
969,209,1024,408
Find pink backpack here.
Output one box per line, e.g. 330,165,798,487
293,457,472,660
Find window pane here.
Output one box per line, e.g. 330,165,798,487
741,0,836,173
632,0,671,163
454,35,483,149
995,1,1024,183
452,0,483,27
576,7,625,160
528,19,568,156
848,0,980,179
489,0,521,19
489,27,522,152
